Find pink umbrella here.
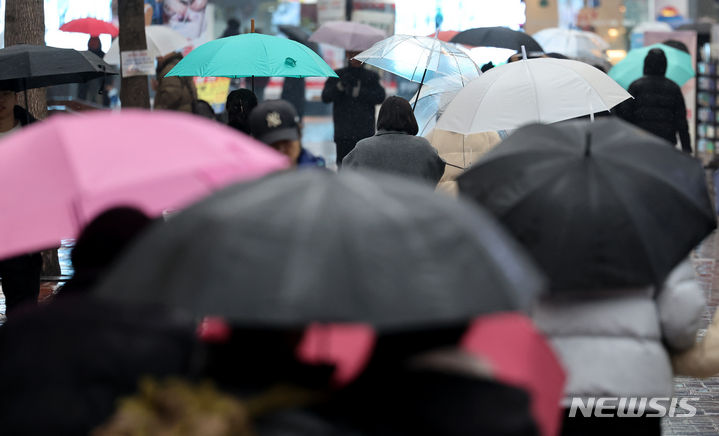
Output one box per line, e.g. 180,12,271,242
309,21,387,52
0,110,289,259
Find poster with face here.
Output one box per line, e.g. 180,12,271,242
163,0,208,42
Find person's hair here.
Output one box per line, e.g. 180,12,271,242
221,18,241,38
227,89,258,119
480,61,495,73
376,96,418,135
71,206,152,271
192,99,217,120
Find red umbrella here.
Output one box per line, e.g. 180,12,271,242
427,30,460,42
462,313,566,436
60,18,119,37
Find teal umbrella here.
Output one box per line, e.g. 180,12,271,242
166,33,337,88
608,43,695,89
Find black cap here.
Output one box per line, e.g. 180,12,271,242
248,99,300,145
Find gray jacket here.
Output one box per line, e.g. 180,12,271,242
342,130,446,185
532,260,704,404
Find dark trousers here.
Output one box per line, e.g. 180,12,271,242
0,253,42,314
561,411,662,436
335,138,359,167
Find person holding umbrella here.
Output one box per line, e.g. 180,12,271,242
615,48,692,153
342,96,445,185
321,51,385,166
457,119,714,435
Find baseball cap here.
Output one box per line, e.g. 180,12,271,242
248,99,300,145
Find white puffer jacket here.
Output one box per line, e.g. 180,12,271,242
532,260,704,404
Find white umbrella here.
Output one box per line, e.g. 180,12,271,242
533,27,609,64
309,21,387,52
105,25,190,65
630,21,673,34
436,57,632,134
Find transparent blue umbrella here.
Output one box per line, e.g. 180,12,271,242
354,35,481,109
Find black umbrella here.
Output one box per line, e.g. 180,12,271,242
0,44,118,91
278,24,320,53
677,22,713,35
451,27,543,53
94,170,545,331
457,118,716,292
0,44,118,122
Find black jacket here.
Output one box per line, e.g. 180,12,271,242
321,66,385,142
616,48,691,153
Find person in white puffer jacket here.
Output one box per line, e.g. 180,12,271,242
533,259,704,436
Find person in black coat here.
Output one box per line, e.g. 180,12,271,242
0,89,43,316
321,51,386,166
615,48,692,153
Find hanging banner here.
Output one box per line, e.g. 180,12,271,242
120,50,155,77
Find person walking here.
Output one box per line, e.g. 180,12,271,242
249,99,325,168
342,96,445,185
154,52,197,113
225,88,258,134
322,51,385,166
616,48,692,153
0,88,43,316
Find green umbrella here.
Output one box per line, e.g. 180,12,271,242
165,33,338,85
608,43,694,89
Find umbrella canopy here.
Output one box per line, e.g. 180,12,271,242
60,17,119,37
457,118,716,292
310,21,387,52
279,24,319,52
436,57,632,134
94,170,546,331
411,75,465,136
428,30,460,42
354,35,480,84
0,110,288,259
630,21,673,34
451,27,543,53
532,28,609,64
104,25,190,65
166,33,337,79
608,43,695,89
677,21,714,35
0,44,117,91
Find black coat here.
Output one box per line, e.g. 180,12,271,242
316,368,538,436
615,49,691,153
321,66,385,143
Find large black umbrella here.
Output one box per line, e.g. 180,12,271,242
451,27,543,53
0,44,117,91
94,170,545,331
457,118,716,292
0,44,118,122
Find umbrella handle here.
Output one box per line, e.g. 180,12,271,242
413,68,428,111
23,78,30,124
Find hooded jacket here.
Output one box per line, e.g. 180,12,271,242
616,48,691,153
154,52,197,113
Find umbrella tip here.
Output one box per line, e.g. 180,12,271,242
585,131,591,157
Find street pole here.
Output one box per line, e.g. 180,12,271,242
118,0,151,108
